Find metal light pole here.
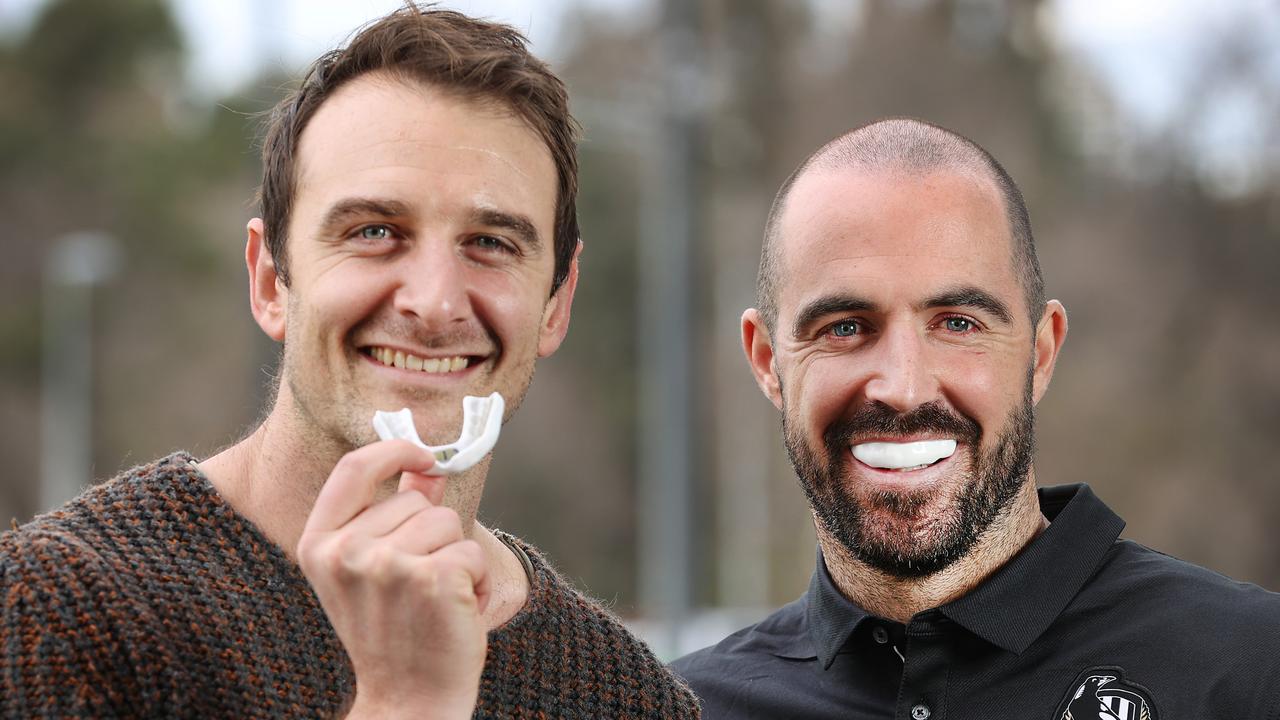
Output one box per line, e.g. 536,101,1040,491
40,232,121,512
637,0,705,657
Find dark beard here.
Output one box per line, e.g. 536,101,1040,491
783,377,1036,579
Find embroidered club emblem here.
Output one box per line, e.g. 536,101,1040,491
1056,667,1157,720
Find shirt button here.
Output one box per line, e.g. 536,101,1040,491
911,704,931,720
872,626,889,644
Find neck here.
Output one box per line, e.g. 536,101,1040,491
820,476,1047,624
197,387,527,628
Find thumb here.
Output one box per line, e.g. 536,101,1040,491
399,470,448,506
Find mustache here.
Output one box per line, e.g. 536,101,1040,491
824,401,980,451
351,316,497,352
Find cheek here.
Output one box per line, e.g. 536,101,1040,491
471,272,547,337
296,269,389,335
789,357,863,433
937,351,1026,431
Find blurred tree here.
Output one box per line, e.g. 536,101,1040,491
512,0,1280,616
0,0,265,524
2,0,1274,617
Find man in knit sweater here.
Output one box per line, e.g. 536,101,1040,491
1,7,697,719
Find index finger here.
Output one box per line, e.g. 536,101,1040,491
305,439,436,533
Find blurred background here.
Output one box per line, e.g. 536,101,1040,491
2,0,1278,657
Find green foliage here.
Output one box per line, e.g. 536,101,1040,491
0,0,262,277
21,0,181,117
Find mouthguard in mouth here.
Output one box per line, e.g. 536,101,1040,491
851,439,957,471
371,392,504,475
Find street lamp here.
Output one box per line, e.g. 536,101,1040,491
40,231,121,511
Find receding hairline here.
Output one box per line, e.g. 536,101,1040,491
757,117,1044,333
292,71,551,187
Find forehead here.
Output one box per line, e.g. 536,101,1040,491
775,166,1020,316
292,72,556,231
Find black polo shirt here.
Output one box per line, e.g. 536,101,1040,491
673,484,1280,719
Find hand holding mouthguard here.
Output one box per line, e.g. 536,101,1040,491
371,392,504,475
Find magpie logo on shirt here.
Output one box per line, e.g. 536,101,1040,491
1055,666,1157,720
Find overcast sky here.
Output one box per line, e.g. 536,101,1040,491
1,0,1276,140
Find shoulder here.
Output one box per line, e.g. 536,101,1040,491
2,453,196,577
1043,540,1280,714
672,603,810,673
1,481,139,592
1,518,111,592
494,532,635,635
0,517,138,639
1,521,152,714
1096,539,1280,623
488,533,702,717
670,599,809,713
673,597,809,676
1071,538,1280,682
0,454,202,715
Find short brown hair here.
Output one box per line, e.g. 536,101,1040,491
258,5,581,293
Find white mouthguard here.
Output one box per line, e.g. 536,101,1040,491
851,439,957,471
371,392,504,475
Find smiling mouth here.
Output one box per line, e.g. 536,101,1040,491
851,439,958,472
363,346,477,374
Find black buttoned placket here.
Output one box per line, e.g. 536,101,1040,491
894,610,951,720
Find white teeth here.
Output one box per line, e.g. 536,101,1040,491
368,347,472,374
851,439,957,471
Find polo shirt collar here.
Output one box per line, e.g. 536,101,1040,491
940,483,1125,653
805,547,873,669
802,483,1125,667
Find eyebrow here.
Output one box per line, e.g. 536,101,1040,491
790,285,1014,338
920,286,1013,325
320,197,412,233
792,294,877,338
470,207,542,252
317,199,543,252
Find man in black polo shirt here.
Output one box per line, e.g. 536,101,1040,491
671,118,1280,719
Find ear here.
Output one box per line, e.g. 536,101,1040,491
742,308,783,411
537,240,582,357
1030,299,1068,405
246,218,287,342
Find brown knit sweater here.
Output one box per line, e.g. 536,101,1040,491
0,453,699,719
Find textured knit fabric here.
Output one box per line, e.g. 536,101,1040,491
0,453,699,719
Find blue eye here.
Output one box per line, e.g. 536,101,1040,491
472,235,511,252
944,317,974,333
830,320,860,337
358,225,391,240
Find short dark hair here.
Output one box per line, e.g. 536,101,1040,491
258,4,581,293
758,117,1044,331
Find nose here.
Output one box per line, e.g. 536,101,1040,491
861,323,939,413
391,241,470,329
